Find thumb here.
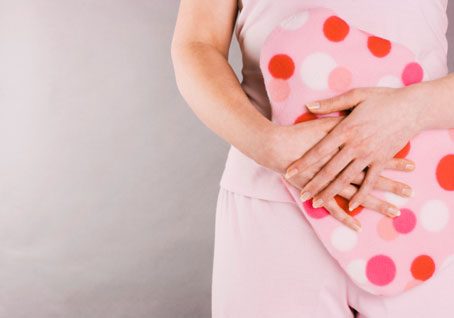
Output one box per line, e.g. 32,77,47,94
305,88,367,114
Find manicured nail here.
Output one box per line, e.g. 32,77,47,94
405,163,415,170
351,221,362,232
387,207,401,217
306,102,320,110
285,168,298,179
345,218,362,232
300,191,311,201
312,198,324,208
401,187,413,197
349,201,359,211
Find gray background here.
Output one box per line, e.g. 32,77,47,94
0,1,452,318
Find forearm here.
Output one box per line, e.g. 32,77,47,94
171,41,273,162
416,72,454,130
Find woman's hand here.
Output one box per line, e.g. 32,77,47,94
258,116,415,231
285,85,426,212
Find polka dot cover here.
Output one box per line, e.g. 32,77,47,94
259,7,454,296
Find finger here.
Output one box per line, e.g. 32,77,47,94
298,116,344,132
323,197,362,232
305,88,369,114
286,149,337,189
312,157,369,207
351,171,366,184
348,164,383,211
372,176,413,198
349,167,413,197
338,185,401,218
299,147,355,205
384,158,415,171
286,128,346,178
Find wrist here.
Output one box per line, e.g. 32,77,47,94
412,74,454,130
404,81,437,132
249,121,282,169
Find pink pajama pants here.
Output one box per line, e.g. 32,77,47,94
212,187,454,317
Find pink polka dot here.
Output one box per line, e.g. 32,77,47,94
402,62,423,86
449,129,454,141
377,216,399,240
303,199,329,219
366,255,396,286
268,78,290,102
393,208,417,234
328,67,352,92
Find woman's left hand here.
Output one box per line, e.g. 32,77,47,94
285,85,427,211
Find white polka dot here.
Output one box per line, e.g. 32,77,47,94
280,11,310,30
419,199,450,232
377,75,402,88
347,259,367,284
301,52,337,90
330,226,358,252
441,254,454,271
383,191,410,207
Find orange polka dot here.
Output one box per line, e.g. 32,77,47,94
268,54,295,79
411,255,436,281
334,195,364,216
394,142,411,158
323,16,350,42
367,36,392,58
436,154,454,191
294,112,318,124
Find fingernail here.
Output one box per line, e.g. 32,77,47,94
387,207,401,217
285,168,298,179
401,187,413,197
312,198,324,208
405,163,415,170
306,102,320,110
349,202,359,211
300,191,311,201
346,219,362,232
352,222,362,232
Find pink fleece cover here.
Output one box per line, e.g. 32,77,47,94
259,7,454,296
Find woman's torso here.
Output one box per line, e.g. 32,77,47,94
219,0,449,202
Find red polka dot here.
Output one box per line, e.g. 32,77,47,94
294,112,318,124
411,255,436,281
334,195,364,216
393,142,411,158
366,255,396,286
268,54,295,79
402,62,424,86
303,199,329,219
323,16,350,42
436,154,454,191
393,208,416,234
367,36,392,58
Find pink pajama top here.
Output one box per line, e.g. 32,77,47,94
219,0,449,202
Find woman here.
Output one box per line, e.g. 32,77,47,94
171,0,454,316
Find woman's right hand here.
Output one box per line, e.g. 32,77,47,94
255,116,415,232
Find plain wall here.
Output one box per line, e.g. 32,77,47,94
0,1,452,318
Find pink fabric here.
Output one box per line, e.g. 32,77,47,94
258,6,454,296
220,0,449,202
212,188,454,317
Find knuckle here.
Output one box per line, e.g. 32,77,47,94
347,88,359,99
322,165,337,178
